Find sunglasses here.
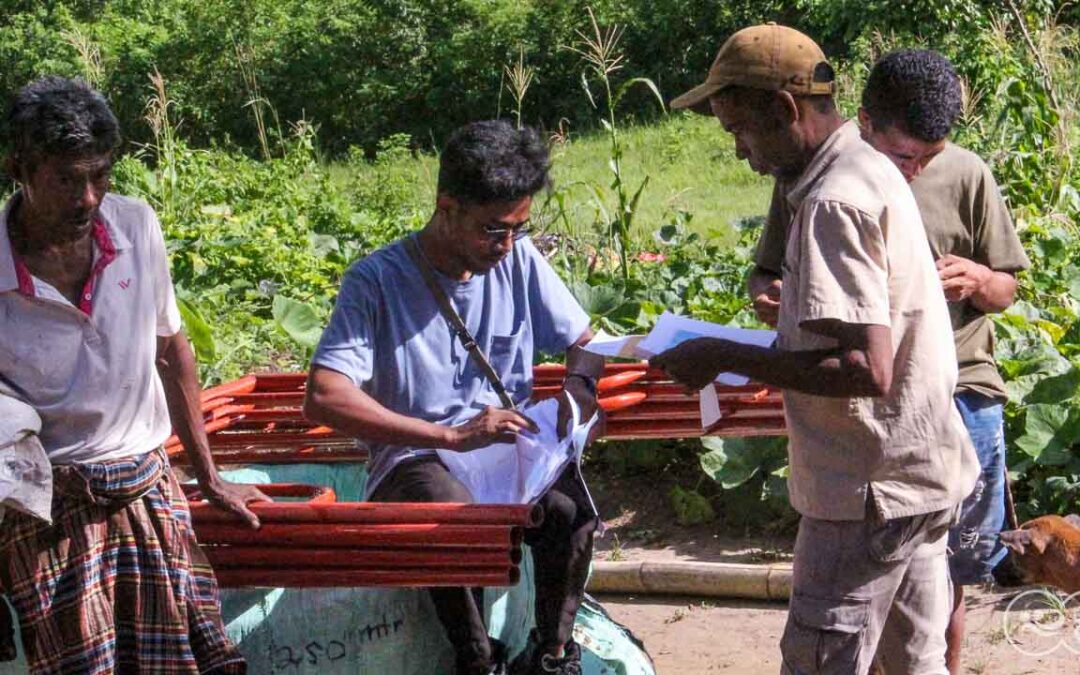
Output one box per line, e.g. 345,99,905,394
480,220,532,241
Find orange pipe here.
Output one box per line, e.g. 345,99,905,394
203,546,521,569
213,567,520,588
184,483,337,504
194,522,524,549
598,392,648,413
190,502,542,527
199,375,257,403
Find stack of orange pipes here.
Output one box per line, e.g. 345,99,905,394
167,364,785,467
187,484,541,588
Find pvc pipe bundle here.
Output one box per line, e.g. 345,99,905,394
166,364,785,466
186,484,541,588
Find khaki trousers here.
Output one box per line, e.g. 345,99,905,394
780,505,955,675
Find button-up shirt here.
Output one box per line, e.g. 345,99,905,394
0,193,182,464
777,121,979,521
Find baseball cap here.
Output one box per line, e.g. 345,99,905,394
671,23,836,114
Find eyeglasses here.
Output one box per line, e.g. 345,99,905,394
481,220,532,242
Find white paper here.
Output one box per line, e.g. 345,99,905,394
637,312,776,386
436,397,599,506
699,386,723,429
583,330,645,359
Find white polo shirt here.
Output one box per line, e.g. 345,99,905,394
0,193,183,464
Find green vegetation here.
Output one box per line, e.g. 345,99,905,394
4,0,1080,522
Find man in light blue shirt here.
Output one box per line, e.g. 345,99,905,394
305,120,602,675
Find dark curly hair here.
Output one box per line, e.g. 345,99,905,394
437,120,550,204
862,49,962,142
4,76,120,167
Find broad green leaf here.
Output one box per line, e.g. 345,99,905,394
570,281,623,318
700,436,787,489
271,295,323,348
669,485,714,526
176,296,216,361
1025,366,1080,404
308,233,340,257
1015,403,1080,466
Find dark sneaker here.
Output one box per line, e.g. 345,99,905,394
456,638,508,675
510,630,582,675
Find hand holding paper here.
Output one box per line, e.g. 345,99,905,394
649,337,730,390
585,312,777,430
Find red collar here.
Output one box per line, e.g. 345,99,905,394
11,218,118,314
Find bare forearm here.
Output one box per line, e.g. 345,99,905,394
303,369,454,449
156,334,224,488
970,271,1017,314
700,340,888,398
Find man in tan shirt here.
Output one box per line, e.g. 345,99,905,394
653,25,979,674
751,50,1031,674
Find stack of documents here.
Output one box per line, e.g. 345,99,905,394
585,312,776,429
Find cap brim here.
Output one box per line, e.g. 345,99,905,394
670,81,722,115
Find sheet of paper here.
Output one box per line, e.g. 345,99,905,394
637,312,776,386
583,330,645,359
436,398,599,505
699,385,723,429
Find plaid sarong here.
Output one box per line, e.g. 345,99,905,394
0,448,245,674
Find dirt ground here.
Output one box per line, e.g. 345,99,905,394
594,567,1080,674
585,464,1080,674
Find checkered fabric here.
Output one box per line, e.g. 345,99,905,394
0,448,245,674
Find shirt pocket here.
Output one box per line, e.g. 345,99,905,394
487,326,526,399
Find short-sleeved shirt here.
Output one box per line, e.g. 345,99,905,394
0,192,183,464
311,236,591,496
911,143,1030,399
775,121,979,521
756,143,1029,401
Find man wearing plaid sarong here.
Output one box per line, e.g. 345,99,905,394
0,77,268,673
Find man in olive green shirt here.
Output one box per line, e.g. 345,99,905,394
750,50,1030,675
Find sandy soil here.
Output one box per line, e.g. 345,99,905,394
596,578,1080,674
585,463,1080,674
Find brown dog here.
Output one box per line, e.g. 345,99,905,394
997,514,1080,593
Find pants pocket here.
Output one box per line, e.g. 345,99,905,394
781,593,870,675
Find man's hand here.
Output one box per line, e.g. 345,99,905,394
447,406,539,451
650,337,727,391
199,480,271,529
752,277,782,327
557,376,603,444
937,254,992,302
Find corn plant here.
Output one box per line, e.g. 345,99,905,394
503,46,535,130
568,7,665,284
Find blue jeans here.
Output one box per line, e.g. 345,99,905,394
947,391,1008,585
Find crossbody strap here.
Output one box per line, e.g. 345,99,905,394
405,236,518,411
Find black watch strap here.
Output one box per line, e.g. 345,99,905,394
565,372,598,396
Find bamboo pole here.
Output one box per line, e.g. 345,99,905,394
588,561,792,601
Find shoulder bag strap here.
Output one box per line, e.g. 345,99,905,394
405,236,518,411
